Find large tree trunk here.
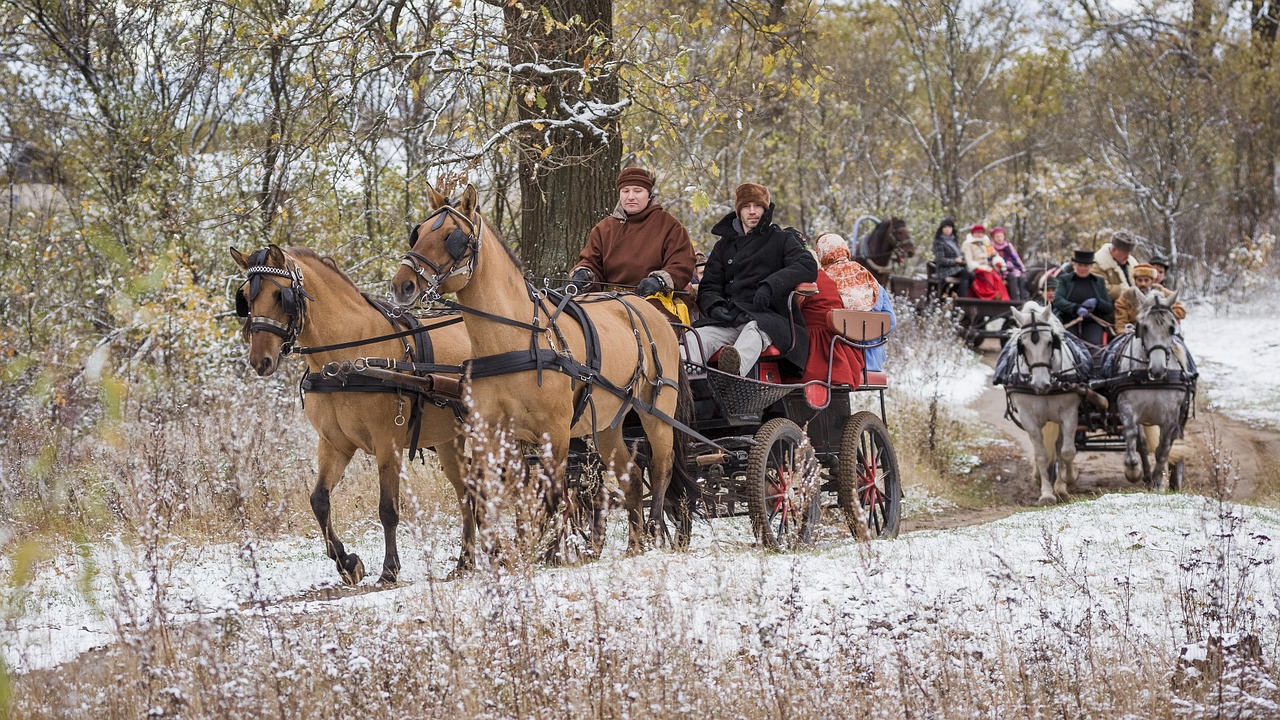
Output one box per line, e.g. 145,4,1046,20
503,0,622,278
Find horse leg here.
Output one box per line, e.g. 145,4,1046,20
1151,422,1176,492
1022,417,1056,505
639,420,675,545
312,439,365,584
1057,409,1080,500
376,450,403,583
1119,401,1144,485
436,437,476,577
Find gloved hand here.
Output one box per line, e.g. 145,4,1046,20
569,267,593,286
635,275,664,297
1076,306,1090,318
1081,297,1098,310
708,304,737,325
753,284,772,309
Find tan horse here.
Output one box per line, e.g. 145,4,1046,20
389,184,694,551
230,244,474,583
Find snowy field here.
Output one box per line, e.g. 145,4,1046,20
1183,299,1280,429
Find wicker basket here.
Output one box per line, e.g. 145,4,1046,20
705,368,803,416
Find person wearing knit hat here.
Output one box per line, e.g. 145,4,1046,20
690,182,818,376
1093,229,1139,301
1114,263,1185,329
569,166,696,322
960,224,1009,300
990,226,1028,302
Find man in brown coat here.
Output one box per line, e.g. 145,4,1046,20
1114,263,1186,329
569,167,696,321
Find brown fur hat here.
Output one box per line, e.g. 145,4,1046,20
615,167,654,192
1132,263,1158,280
1110,230,1136,252
734,182,770,214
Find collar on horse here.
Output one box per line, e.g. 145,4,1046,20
236,253,313,355
400,205,483,304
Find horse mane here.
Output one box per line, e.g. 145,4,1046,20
282,246,361,291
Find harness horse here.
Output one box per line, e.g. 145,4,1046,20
1096,290,1195,490
995,303,1103,505
390,184,697,554
231,245,475,583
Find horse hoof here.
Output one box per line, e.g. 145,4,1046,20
379,568,399,584
340,555,366,585
1036,495,1057,507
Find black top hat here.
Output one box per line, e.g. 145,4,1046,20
1072,249,1095,265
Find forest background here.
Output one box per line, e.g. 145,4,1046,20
1,0,1278,494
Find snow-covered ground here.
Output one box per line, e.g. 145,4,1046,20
6,292,1279,678
1183,299,1280,429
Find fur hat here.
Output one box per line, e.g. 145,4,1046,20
1132,263,1158,280
1073,249,1095,265
815,233,851,266
1109,230,1136,252
615,167,654,192
734,183,770,214
971,224,986,234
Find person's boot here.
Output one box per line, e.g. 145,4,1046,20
717,346,742,376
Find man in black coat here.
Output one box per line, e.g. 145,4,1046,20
1053,249,1114,346
692,182,818,376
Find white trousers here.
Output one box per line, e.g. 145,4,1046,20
686,321,772,376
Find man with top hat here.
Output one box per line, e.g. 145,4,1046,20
1114,263,1186,329
690,182,818,377
569,166,697,322
1053,249,1114,345
1094,229,1138,301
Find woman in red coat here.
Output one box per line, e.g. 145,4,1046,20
799,269,866,388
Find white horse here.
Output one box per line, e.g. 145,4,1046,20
997,302,1093,505
1108,290,1194,490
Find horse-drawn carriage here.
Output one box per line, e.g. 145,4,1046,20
996,295,1195,505
233,185,903,584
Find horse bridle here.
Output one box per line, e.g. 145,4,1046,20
400,205,483,304
1135,303,1176,366
1016,321,1062,373
236,252,311,355
857,220,910,273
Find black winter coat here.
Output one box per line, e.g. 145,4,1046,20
695,205,819,369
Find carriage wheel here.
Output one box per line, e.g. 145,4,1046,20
837,411,901,539
745,418,820,551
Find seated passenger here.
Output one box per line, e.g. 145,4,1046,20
961,224,1009,300
691,182,817,377
990,227,1028,302
1114,263,1186,330
932,218,970,297
799,268,866,387
814,233,896,372
1093,230,1137,301
569,166,696,323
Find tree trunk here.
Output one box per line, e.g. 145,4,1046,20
503,0,622,278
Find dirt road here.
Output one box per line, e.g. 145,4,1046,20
902,346,1280,533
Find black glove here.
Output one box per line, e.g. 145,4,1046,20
753,284,772,309
708,304,737,325
635,275,665,297
569,267,593,285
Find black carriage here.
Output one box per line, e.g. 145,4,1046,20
590,301,902,551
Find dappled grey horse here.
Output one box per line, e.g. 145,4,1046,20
1104,290,1195,490
995,302,1098,505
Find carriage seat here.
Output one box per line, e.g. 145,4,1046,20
828,309,891,388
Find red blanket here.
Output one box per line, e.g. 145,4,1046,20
970,267,1010,300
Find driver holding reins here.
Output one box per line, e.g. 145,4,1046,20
569,167,697,323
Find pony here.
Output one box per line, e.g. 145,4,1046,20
854,216,914,287
995,301,1094,505
1105,289,1194,490
390,184,695,552
230,244,474,583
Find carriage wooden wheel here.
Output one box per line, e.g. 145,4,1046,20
745,418,821,550
838,411,901,538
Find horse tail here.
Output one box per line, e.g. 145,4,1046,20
668,363,702,512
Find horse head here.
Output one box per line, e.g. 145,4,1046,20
1136,289,1179,381
888,217,915,263
230,244,311,377
392,183,482,307
1011,301,1061,393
